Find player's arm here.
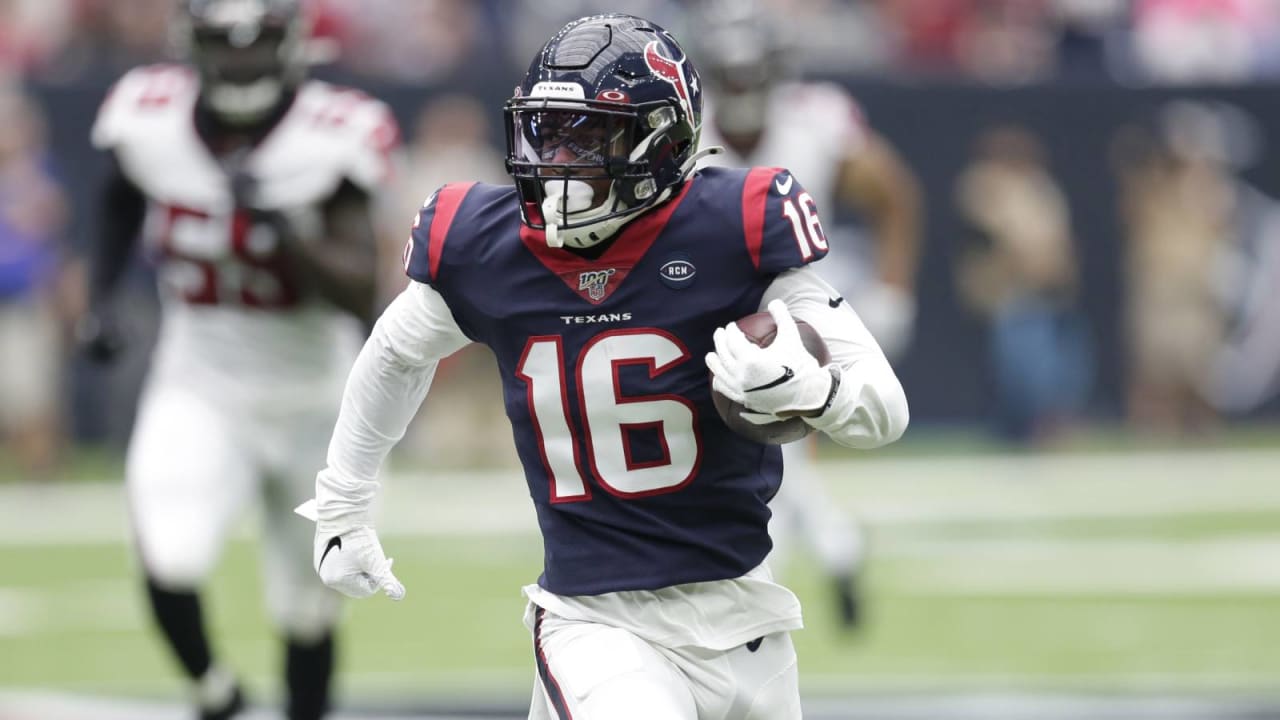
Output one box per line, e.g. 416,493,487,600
77,153,147,363
263,180,379,323
706,166,907,448
835,129,922,360
762,267,908,449
300,280,471,599
836,129,922,293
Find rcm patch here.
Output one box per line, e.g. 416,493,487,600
659,254,696,290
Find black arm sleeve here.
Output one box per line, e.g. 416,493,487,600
91,153,147,304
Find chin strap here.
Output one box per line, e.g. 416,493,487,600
543,147,724,250
680,145,724,176
546,202,649,250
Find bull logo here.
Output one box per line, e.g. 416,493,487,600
578,268,616,301
644,40,693,123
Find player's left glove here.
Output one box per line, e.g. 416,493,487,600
705,299,836,420
296,500,405,601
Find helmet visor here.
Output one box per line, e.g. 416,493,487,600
192,25,288,84
513,108,631,170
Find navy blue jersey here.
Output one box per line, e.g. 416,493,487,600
404,166,829,595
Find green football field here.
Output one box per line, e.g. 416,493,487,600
2,440,1280,708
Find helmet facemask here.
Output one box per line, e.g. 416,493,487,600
705,45,775,136
181,0,306,126
695,2,788,137
506,97,695,249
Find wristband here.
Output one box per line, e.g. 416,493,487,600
821,366,842,414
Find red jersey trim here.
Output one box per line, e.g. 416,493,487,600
518,180,695,302
428,182,477,282
741,167,779,271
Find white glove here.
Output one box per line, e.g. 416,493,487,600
705,299,835,420
296,500,405,601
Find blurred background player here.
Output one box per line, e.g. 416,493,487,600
693,0,922,629
77,0,399,717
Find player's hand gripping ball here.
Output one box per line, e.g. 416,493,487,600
706,301,831,445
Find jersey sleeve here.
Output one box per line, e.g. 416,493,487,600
401,182,477,285
342,97,402,193
91,65,190,150
740,166,830,275
759,267,908,449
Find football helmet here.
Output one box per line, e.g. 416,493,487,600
505,14,716,249
694,0,789,136
177,0,308,125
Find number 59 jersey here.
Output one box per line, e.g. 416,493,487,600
92,64,400,411
404,166,830,596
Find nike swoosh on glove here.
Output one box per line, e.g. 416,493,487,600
297,501,405,601
705,299,835,419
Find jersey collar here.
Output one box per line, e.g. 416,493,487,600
519,179,694,305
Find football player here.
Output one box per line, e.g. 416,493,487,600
300,13,906,720
693,0,924,629
79,1,399,718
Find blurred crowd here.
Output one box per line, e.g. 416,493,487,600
4,1,1280,480
9,0,1280,86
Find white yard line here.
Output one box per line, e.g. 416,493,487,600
0,581,142,637
2,448,1279,546
879,534,1280,594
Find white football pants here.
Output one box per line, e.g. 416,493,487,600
527,607,801,720
126,383,341,639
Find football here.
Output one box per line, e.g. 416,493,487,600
711,312,831,445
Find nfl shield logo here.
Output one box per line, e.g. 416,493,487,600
578,269,616,301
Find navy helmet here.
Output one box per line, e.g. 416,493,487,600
505,14,712,248
177,0,308,125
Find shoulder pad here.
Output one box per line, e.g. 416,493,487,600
300,82,402,192
92,64,196,150
402,182,477,285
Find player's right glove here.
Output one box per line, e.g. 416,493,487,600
297,500,405,601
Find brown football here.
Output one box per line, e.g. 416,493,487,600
711,312,831,445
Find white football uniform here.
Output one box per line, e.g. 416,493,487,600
698,83,869,582
92,64,398,636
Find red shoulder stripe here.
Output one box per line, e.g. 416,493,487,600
741,167,778,271
428,182,476,282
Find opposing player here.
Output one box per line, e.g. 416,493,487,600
80,1,398,717
694,0,923,629
302,14,906,719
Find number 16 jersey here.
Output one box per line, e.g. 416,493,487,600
403,165,830,596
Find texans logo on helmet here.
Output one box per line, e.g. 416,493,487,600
644,40,693,121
